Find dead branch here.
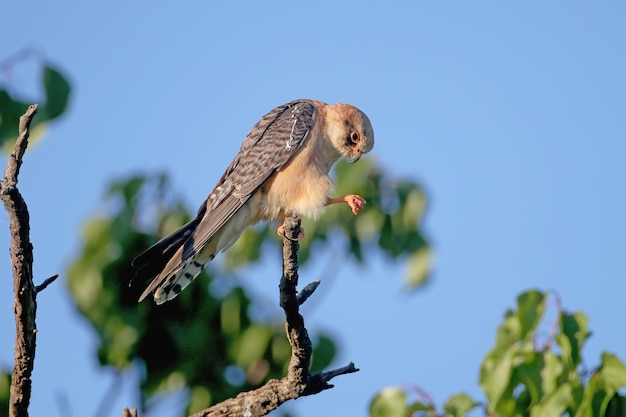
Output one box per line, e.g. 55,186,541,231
1,104,38,417
188,216,359,417
35,274,59,293
122,407,137,417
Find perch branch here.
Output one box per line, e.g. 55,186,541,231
189,216,359,417
1,104,38,417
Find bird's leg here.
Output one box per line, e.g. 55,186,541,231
277,216,305,240
327,195,366,215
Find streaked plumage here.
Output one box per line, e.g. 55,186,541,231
132,99,374,304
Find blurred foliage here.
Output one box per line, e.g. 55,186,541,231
0,55,430,415
225,158,432,290
0,49,71,152
0,369,9,417
369,290,626,417
3,57,624,417
0,54,70,417
65,159,430,415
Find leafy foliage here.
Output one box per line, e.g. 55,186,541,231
66,174,320,413
0,56,430,414
369,290,626,417
0,369,9,417
225,158,432,289
65,160,430,414
0,51,71,151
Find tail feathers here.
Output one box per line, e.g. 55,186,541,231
132,218,199,299
148,252,215,304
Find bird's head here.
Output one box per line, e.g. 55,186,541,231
326,103,375,163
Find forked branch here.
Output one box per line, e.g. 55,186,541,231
187,216,359,417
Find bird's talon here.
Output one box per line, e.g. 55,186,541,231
347,195,366,215
327,194,367,215
277,223,305,241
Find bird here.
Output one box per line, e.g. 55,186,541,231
132,99,374,304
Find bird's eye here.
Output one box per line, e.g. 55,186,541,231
347,130,360,146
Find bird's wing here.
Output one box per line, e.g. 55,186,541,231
133,99,317,298
192,99,317,247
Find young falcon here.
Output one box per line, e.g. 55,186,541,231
132,99,374,304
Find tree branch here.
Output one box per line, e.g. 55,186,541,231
122,407,137,417
1,104,39,417
35,274,59,293
188,216,359,417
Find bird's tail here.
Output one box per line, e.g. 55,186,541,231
132,217,204,302
133,198,252,304
148,247,216,304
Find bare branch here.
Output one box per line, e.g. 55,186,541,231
122,408,137,417
35,274,59,293
3,104,38,187
1,104,39,417
297,280,320,305
189,216,358,417
303,362,359,395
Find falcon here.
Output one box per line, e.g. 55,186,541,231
133,99,374,304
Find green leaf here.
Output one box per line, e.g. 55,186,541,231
404,246,432,290
0,89,31,145
443,392,479,417
231,324,272,369
310,334,337,372
188,385,212,414
41,65,71,119
557,311,589,372
407,401,435,414
481,290,550,414
540,352,563,400
515,352,545,406
369,387,409,417
530,382,572,417
493,309,521,353
568,382,586,417
0,63,71,153
599,353,626,391
481,342,515,409
400,188,426,229
516,290,546,340
605,394,626,417
0,369,10,414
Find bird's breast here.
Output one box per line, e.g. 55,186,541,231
260,150,335,220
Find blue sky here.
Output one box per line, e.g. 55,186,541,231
2,1,625,416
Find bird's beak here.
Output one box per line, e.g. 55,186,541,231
349,148,363,163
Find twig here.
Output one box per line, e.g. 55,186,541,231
1,104,38,417
297,280,320,305
189,216,359,417
35,274,59,293
121,408,137,417
303,362,359,395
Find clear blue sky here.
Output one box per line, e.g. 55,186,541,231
2,2,625,416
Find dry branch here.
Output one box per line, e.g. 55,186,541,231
188,216,359,417
122,407,137,417
1,104,38,417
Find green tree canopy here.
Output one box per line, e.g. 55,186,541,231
65,158,430,414
369,290,626,417
0,50,71,152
